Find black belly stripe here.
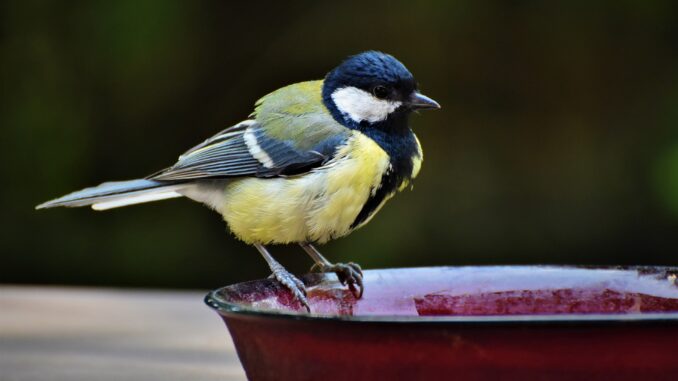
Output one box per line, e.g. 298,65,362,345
350,128,419,229
350,169,397,229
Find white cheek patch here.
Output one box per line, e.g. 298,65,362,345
331,86,402,123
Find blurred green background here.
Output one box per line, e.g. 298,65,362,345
3,0,678,289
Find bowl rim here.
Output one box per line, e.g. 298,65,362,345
205,265,678,325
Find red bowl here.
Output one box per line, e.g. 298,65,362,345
205,266,678,381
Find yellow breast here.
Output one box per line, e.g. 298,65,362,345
220,131,390,245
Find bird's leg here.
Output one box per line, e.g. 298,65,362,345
254,243,310,312
300,243,364,299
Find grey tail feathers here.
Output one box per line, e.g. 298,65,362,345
36,179,187,211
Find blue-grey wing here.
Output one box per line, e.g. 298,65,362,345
148,120,348,181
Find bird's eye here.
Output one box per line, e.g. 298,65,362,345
372,85,389,99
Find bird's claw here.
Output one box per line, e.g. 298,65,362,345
270,269,310,312
312,262,364,299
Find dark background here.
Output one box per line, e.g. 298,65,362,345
3,0,678,289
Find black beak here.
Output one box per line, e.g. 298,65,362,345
408,92,441,110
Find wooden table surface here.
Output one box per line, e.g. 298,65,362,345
0,286,247,381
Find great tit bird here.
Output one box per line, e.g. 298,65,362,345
37,51,440,310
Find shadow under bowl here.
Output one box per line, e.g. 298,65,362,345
206,266,678,381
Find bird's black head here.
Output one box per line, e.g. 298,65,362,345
322,51,440,131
